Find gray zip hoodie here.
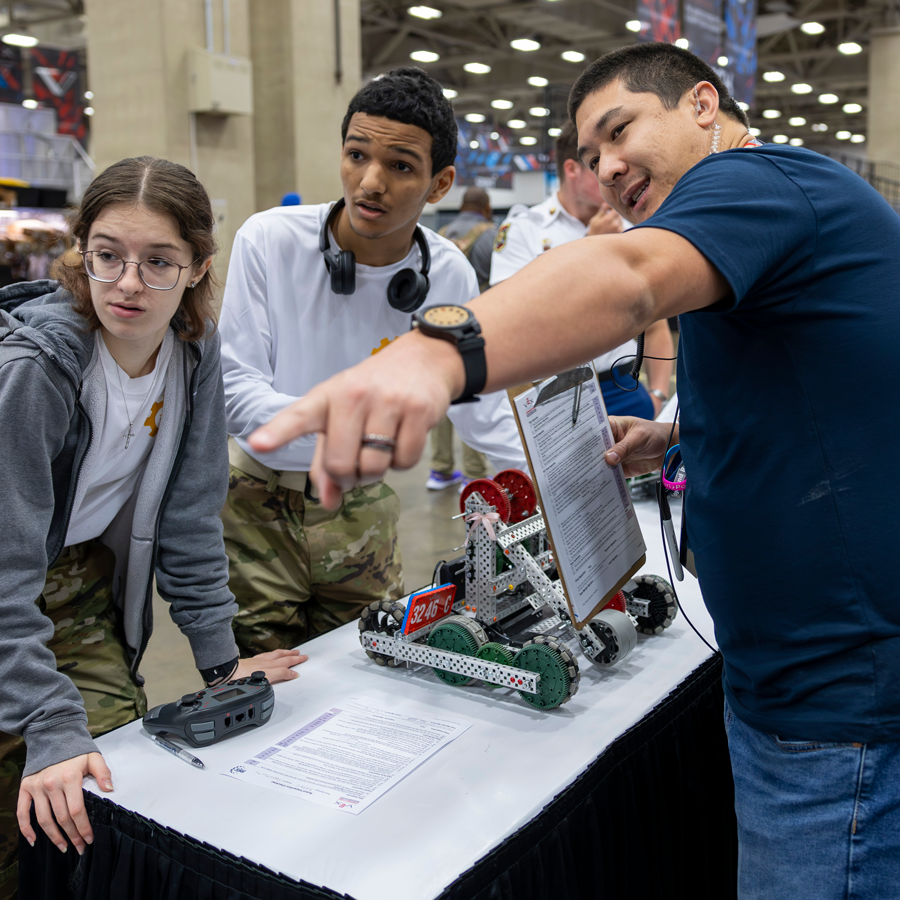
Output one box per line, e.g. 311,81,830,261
0,281,239,777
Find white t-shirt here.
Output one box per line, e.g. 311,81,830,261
65,330,173,546
489,192,638,373
219,202,526,473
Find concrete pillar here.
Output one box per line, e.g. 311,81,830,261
868,26,900,167
83,0,255,289
249,0,361,211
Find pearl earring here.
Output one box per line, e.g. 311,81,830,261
189,281,196,288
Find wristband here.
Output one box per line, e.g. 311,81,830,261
200,657,239,686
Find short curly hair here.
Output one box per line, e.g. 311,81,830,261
341,67,458,175
52,156,218,341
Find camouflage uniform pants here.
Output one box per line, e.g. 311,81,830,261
222,465,404,656
0,541,147,900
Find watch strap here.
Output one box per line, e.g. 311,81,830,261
450,332,487,404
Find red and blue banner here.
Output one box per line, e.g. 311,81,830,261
30,47,86,141
724,0,757,106
637,0,681,44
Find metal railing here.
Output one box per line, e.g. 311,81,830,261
0,131,95,201
822,150,900,212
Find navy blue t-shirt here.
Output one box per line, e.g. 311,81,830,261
635,145,900,742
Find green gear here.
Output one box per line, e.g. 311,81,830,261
475,642,515,666
427,621,479,685
513,636,572,710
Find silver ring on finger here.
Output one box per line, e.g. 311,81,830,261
361,433,396,453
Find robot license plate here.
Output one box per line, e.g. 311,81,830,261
401,584,457,635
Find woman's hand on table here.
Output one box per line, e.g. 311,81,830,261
236,647,308,683
18,751,112,854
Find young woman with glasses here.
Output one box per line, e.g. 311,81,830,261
0,157,306,892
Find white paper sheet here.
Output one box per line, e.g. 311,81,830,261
513,375,646,622
222,697,471,814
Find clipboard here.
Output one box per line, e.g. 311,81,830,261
507,367,646,630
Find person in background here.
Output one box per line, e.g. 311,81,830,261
490,121,674,418
427,186,497,491
0,157,304,899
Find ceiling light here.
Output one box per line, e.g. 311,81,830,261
675,38,689,49
789,138,804,146
748,127,761,136
800,21,824,35
717,56,729,66
625,20,642,32
528,76,548,87
464,62,491,74
508,119,526,129
464,113,485,123
762,109,780,119
772,134,789,143
763,71,785,82
788,116,806,126
410,50,439,63
838,42,862,55
22,99,37,109
818,93,839,104
529,107,549,117
510,39,541,52
548,127,561,136
843,103,862,114
84,90,93,100
836,130,851,140
491,99,513,109
850,134,866,143
469,140,479,148
442,88,458,99
84,106,94,116
561,51,585,63
811,123,828,132
737,101,749,111
490,131,499,139
3,33,38,47
791,83,813,94
520,136,538,145
408,5,442,19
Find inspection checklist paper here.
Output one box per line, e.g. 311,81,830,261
222,698,472,814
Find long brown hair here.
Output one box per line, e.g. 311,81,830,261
52,156,219,341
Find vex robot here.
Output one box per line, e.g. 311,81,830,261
359,470,677,710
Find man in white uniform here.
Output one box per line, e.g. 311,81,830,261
490,121,674,418
218,67,526,655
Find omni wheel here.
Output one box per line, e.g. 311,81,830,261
459,478,511,522
631,575,678,635
427,615,487,686
358,599,405,667
513,635,580,710
494,469,538,523
582,608,638,667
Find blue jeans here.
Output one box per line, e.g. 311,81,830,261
600,380,654,419
724,699,900,899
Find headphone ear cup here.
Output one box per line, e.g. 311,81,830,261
338,250,356,295
387,269,430,313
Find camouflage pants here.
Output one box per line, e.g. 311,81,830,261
430,415,488,480
0,541,147,900
222,465,404,656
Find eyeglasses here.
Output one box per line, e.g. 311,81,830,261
81,250,197,291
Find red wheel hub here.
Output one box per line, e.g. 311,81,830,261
494,469,538,523
459,478,511,522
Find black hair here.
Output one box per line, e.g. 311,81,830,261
341,67,458,175
555,121,580,181
568,42,750,129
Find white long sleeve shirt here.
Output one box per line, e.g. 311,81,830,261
220,202,526,473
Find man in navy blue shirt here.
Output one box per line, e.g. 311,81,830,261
251,43,900,899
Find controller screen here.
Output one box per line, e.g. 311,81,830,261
212,688,243,703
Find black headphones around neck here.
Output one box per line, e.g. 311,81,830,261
318,198,432,313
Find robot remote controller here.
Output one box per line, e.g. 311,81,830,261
142,671,275,748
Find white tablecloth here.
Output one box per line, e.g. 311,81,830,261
86,498,715,900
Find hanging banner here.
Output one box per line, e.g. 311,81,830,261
637,0,681,44
0,47,23,104
30,47,85,141
684,0,723,66
724,0,757,106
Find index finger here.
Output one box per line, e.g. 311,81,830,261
249,393,327,454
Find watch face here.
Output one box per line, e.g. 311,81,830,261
422,305,470,328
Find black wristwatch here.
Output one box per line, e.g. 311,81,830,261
412,305,486,404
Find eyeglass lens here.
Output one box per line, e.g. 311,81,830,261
85,251,184,290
